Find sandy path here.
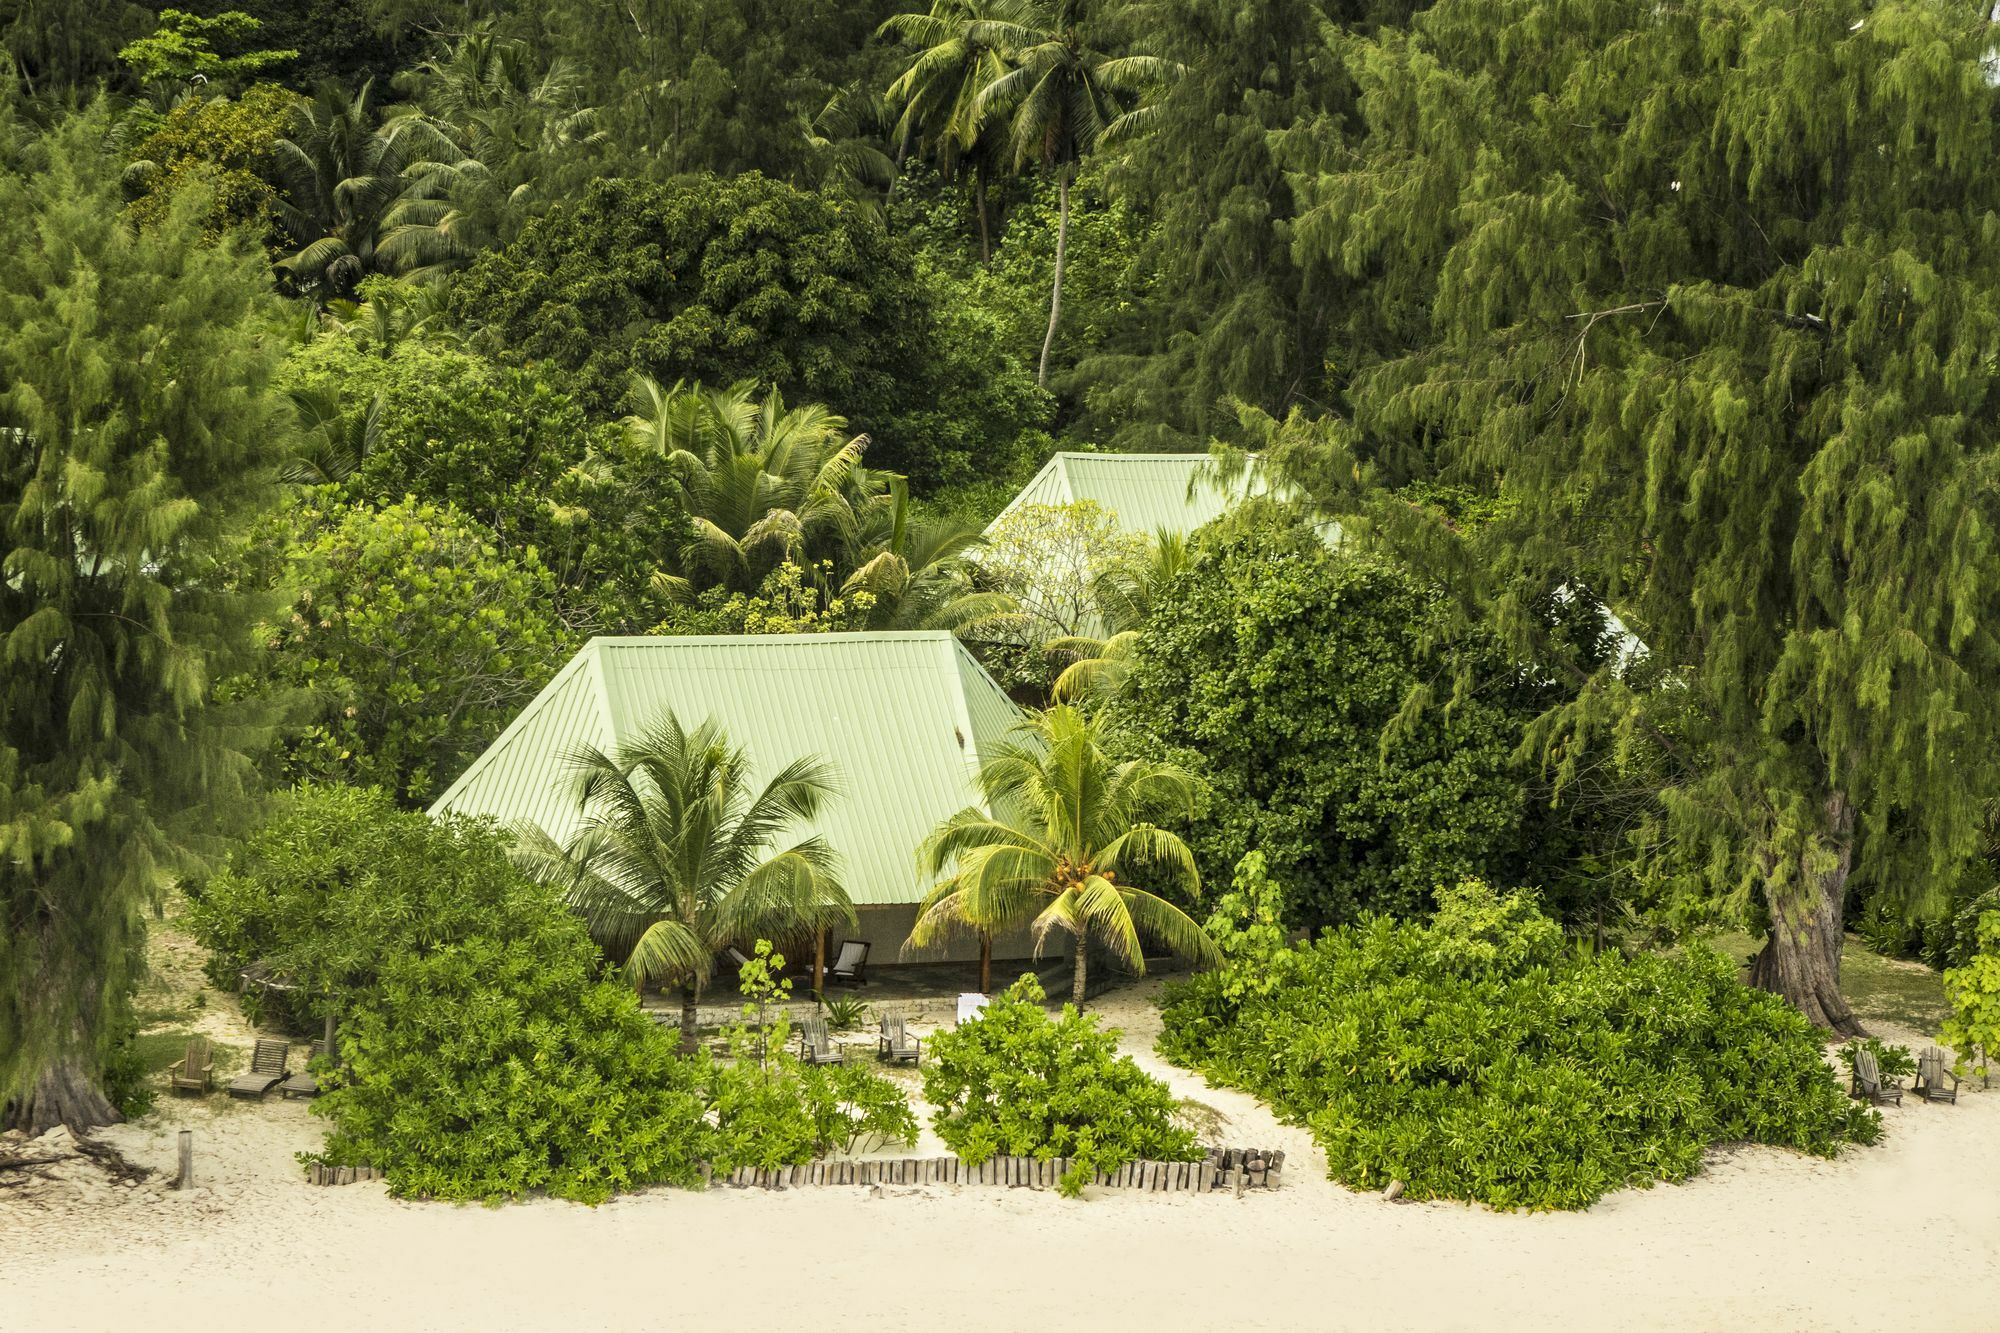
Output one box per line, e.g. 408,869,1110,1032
4,986,1996,1332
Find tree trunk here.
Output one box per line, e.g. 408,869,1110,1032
979,932,992,996
1071,931,1089,1009
1750,792,1866,1038
814,928,826,997
678,984,700,1055
10,1050,121,1136
7,929,122,1135
975,169,991,266
1038,169,1071,389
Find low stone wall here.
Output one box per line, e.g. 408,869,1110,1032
308,1147,1286,1194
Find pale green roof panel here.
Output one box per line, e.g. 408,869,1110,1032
986,452,1256,538
429,632,1024,906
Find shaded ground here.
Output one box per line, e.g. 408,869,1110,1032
1709,930,1955,1037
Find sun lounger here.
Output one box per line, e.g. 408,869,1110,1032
280,1039,329,1099
1915,1046,1960,1105
228,1037,290,1099
166,1037,213,1095
1850,1047,1902,1106
798,1016,844,1066
878,1014,919,1066
827,939,870,988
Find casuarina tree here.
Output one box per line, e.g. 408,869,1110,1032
1273,0,2000,1031
0,104,293,1131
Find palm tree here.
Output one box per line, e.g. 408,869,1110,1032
269,80,463,298
621,376,878,597
511,712,855,1052
1050,528,1190,702
880,0,1015,262
968,0,1177,385
845,479,1018,634
911,704,1218,1006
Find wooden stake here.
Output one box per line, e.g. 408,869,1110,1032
175,1131,193,1190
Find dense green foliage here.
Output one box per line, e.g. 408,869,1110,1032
250,497,572,805
1120,513,1562,929
923,974,1200,1197
1940,910,2000,1081
0,104,292,1133
452,174,1038,483
1161,880,1878,1210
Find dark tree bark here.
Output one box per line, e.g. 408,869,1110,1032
10,1052,121,1137
1750,793,1866,1038
678,984,700,1055
1071,931,1089,1009
978,932,992,996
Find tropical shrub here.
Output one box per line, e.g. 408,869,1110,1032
249,496,573,805
1159,881,1879,1211
311,902,712,1204
701,944,916,1170
1940,909,2000,1082
1121,513,1558,930
1835,1038,1916,1083
922,975,1202,1197
188,785,555,1027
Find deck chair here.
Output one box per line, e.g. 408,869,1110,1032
1850,1047,1902,1106
1915,1047,1960,1105
826,939,870,988
227,1037,290,1100
280,1039,328,1099
877,1014,920,1066
797,1016,844,1066
166,1037,213,1095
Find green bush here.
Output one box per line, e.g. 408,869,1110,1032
699,945,917,1171
1159,880,1878,1211
188,785,534,1027
1940,909,2000,1081
1835,1038,1916,1082
923,975,1202,1198
313,915,711,1204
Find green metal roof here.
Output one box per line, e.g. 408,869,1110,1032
987,452,1257,537
428,632,1024,906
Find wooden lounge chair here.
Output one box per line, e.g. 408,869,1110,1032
1850,1047,1902,1106
227,1037,290,1100
878,1014,920,1066
280,1039,329,1099
166,1037,213,1095
826,939,870,988
797,1016,844,1066
1914,1047,1960,1105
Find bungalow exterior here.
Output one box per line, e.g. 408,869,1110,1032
428,631,1039,971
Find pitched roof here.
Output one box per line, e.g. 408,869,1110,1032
986,452,1256,538
429,632,1024,906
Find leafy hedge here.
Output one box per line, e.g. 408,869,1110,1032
924,975,1201,1197
1159,880,1878,1210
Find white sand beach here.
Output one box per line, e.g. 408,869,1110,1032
3,983,1997,1333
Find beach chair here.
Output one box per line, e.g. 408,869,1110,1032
280,1039,329,1099
166,1037,213,1095
826,939,870,988
1850,1047,1902,1106
877,1014,920,1066
227,1037,290,1100
1914,1047,1960,1105
797,1016,844,1066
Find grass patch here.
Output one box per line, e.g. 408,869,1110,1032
1704,930,1949,1037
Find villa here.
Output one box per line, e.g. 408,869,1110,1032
984,450,1257,539
428,631,1038,972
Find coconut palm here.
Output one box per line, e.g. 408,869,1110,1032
621,375,879,596
269,80,463,298
912,704,1218,1006
845,479,1018,634
967,0,1177,384
511,712,854,1052
880,0,1016,261
1050,528,1190,702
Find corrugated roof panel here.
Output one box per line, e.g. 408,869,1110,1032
986,452,1253,538
427,652,614,841
429,632,1025,907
